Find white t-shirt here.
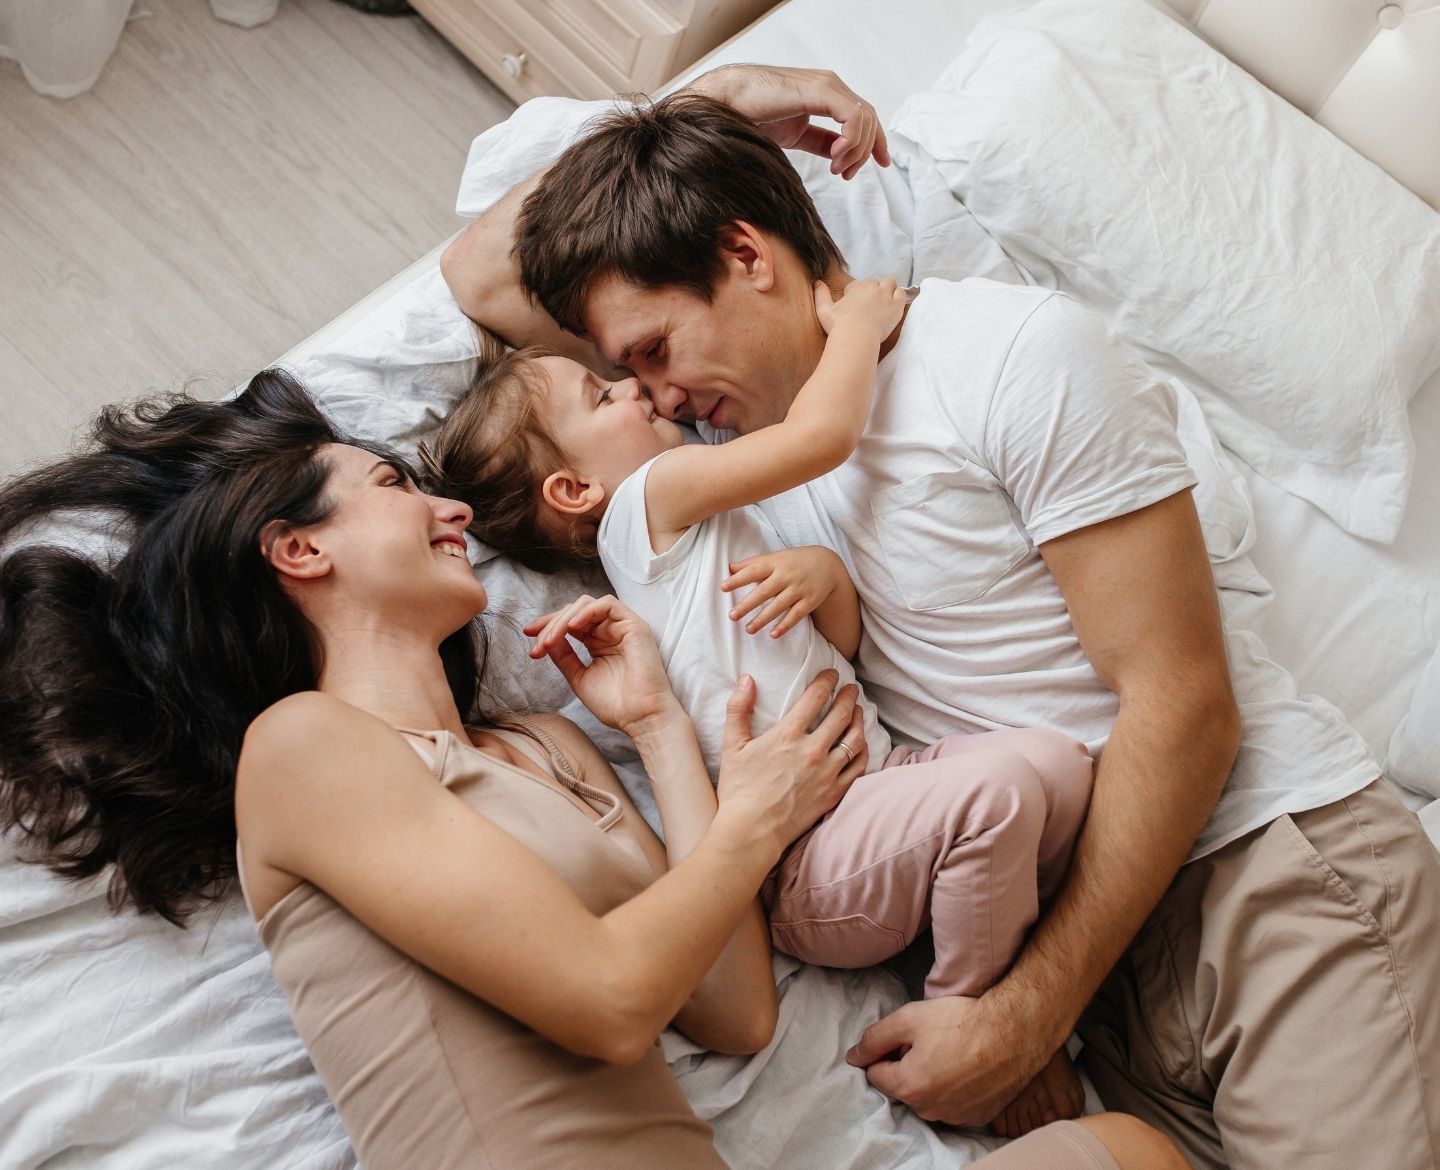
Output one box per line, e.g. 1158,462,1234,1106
706,278,1378,860
598,455,891,782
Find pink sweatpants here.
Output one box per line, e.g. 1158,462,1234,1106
765,728,1094,998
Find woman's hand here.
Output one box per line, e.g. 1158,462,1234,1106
524,595,679,737
714,669,868,853
683,64,889,180
722,546,846,638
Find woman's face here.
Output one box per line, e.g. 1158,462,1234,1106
298,444,487,635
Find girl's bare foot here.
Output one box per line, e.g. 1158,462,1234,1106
990,1047,1086,1138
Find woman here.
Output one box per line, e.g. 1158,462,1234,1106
0,371,1186,1170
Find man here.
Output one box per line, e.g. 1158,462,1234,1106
443,84,1440,1170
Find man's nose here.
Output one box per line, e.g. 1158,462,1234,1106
643,380,692,422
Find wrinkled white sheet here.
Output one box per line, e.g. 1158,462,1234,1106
5,0,1438,1165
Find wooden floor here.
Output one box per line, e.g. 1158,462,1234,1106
0,0,512,478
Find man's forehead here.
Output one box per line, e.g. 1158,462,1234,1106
583,279,664,357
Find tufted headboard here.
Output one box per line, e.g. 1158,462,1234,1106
1156,0,1440,209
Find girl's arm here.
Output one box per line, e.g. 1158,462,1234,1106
530,711,778,1054
643,278,907,543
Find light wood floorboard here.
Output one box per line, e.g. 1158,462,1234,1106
0,0,512,478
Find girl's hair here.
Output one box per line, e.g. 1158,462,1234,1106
0,370,487,925
425,336,598,574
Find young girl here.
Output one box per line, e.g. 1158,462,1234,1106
428,279,1097,1137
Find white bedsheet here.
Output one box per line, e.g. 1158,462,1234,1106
5,0,1438,1164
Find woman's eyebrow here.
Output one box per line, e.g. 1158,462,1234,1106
370,458,410,480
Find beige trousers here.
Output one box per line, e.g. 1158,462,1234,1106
1078,780,1440,1170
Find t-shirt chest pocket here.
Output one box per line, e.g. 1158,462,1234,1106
869,465,1031,611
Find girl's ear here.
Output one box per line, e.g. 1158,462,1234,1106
260,519,332,581
541,469,605,517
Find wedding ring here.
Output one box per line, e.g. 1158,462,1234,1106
836,739,855,766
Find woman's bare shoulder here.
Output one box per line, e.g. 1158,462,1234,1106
243,691,383,759
238,692,413,807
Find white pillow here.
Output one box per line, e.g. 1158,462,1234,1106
1387,644,1440,800
282,265,479,461
890,0,1440,543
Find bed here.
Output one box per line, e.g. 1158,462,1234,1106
3,1,1438,1167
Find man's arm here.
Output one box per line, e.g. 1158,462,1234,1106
848,488,1242,1124
441,174,612,368
441,65,888,360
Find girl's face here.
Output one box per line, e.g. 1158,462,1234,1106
282,444,488,636
534,355,685,497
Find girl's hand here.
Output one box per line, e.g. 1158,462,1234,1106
814,277,907,344
523,595,679,737
722,546,845,638
715,670,868,853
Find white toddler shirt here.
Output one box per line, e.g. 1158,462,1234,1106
706,278,1378,860
598,455,891,782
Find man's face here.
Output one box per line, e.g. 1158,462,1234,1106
580,269,803,435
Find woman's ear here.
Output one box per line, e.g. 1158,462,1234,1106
260,519,332,581
541,469,605,518
719,220,775,292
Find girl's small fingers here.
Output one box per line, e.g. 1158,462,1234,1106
770,603,809,638
722,563,769,594
746,592,795,634
729,585,773,622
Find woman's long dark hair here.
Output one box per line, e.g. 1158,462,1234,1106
0,371,486,925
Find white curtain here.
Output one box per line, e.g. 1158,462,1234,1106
0,0,279,98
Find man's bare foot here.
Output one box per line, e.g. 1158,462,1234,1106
989,1048,1086,1139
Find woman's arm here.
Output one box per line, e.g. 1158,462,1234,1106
643,279,906,542
239,595,865,1068
530,712,778,1055
238,673,857,1067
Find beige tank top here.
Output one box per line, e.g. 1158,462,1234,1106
246,719,725,1170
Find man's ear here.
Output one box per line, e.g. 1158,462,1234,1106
541,469,605,518
718,220,775,292
260,519,332,582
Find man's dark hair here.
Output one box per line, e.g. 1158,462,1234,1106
515,93,844,336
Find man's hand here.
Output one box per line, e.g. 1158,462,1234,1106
845,994,1052,1126
683,64,889,179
